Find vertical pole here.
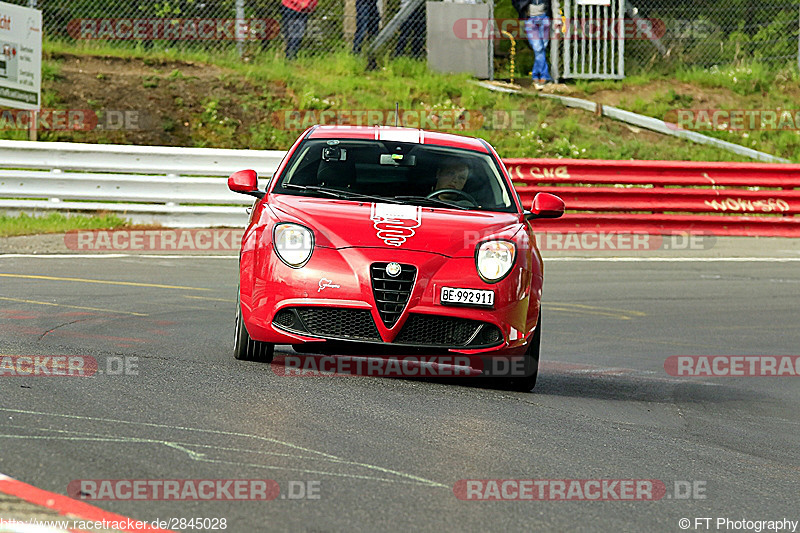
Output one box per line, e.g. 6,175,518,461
603,3,608,75
28,0,38,138
345,0,356,48
488,0,494,81
610,1,614,76
580,3,585,75
588,4,594,75
551,0,560,82
617,0,624,78
564,0,571,78
236,0,245,58
29,110,37,141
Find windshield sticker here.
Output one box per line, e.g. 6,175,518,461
370,203,422,247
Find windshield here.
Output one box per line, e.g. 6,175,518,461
272,139,517,212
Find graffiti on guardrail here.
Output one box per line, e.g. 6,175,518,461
507,164,571,180
703,198,790,213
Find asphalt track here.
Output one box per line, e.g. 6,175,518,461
0,248,799,532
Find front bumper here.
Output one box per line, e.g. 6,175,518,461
241,246,540,354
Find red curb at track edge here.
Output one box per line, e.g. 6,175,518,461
0,474,172,532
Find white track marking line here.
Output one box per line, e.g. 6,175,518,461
0,433,428,486
0,408,448,489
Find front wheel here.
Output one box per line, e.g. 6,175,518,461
234,297,274,363
502,312,541,392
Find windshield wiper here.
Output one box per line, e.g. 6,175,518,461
282,184,404,204
394,195,471,210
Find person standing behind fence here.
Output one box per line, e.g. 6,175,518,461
281,0,318,60
353,0,380,54
394,0,425,58
513,0,553,85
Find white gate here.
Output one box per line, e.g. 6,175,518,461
552,0,625,80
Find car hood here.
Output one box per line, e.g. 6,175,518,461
269,194,522,257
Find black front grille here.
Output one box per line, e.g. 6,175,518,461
370,263,416,328
272,307,381,341
395,314,504,348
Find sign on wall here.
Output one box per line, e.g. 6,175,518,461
0,1,42,110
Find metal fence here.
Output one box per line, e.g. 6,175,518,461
620,0,800,69
3,0,429,59
3,0,800,73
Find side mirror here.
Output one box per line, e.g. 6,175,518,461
228,169,264,199
525,192,565,220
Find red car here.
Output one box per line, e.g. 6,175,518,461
228,126,564,391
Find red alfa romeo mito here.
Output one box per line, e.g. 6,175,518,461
228,126,564,391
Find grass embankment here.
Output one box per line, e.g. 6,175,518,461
2,39,796,162
0,213,132,238
2,41,798,236
570,63,800,161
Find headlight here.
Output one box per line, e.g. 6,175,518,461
273,223,314,267
476,240,516,282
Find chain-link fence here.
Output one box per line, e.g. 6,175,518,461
621,0,800,69
2,0,428,59
4,0,800,74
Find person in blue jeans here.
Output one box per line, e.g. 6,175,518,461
353,0,380,54
281,0,318,60
513,0,553,84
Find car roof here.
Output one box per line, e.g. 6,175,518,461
305,126,491,154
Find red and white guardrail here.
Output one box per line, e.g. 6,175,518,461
505,158,800,237
1,139,798,235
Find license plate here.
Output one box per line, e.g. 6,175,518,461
441,287,494,307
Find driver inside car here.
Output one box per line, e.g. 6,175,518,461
430,160,472,204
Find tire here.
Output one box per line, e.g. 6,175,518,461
502,312,541,392
233,296,275,363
